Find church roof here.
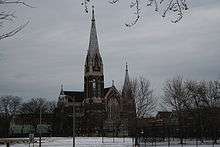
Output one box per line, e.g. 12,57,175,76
104,87,111,95
104,86,121,101
62,87,111,102
63,91,84,102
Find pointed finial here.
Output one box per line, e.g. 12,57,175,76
61,84,63,91
112,80,115,86
92,5,95,21
60,84,65,96
126,62,128,72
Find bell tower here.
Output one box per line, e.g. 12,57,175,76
84,6,104,100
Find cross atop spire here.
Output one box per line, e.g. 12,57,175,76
92,5,95,21
112,80,115,87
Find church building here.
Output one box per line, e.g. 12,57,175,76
55,7,136,137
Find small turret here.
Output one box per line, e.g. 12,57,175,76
60,84,64,95
58,84,66,106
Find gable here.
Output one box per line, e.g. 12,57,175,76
104,86,121,102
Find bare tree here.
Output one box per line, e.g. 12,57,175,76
162,75,188,144
204,80,220,108
0,95,22,118
0,95,22,137
185,80,220,142
124,76,156,146
19,97,56,114
163,77,220,143
81,0,189,26
46,100,56,113
16,97,55,135
206,80,220,143
185,80,206,142
132,76,156,117
162,75,188,112
0,0,33,40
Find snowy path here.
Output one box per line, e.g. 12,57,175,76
0,137,133,147
0,137,219,147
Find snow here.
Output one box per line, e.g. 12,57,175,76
0,137,219,147
0,137,132,147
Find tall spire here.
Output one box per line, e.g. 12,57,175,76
88,5,99,57
122,62,130,94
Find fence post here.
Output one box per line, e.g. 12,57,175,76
6,143,10,147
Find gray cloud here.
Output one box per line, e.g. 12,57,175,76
0,0,220,100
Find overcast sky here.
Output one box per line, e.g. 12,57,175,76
0,0,220,101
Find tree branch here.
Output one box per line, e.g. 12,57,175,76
0,0,34,8
0,20,29,40
125,0,140,27
0,0,33,40
109,0,119,4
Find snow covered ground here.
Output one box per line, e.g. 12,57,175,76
0,137,219,147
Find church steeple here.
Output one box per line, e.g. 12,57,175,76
122,62,130,96
84,6,104,99
121,63,137,135
88,6,100,58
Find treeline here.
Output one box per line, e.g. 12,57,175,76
163,76,219,111
0,75,219,140
127,76,220,145
0,96,56,137
130,76,220,118
161,76,220,143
